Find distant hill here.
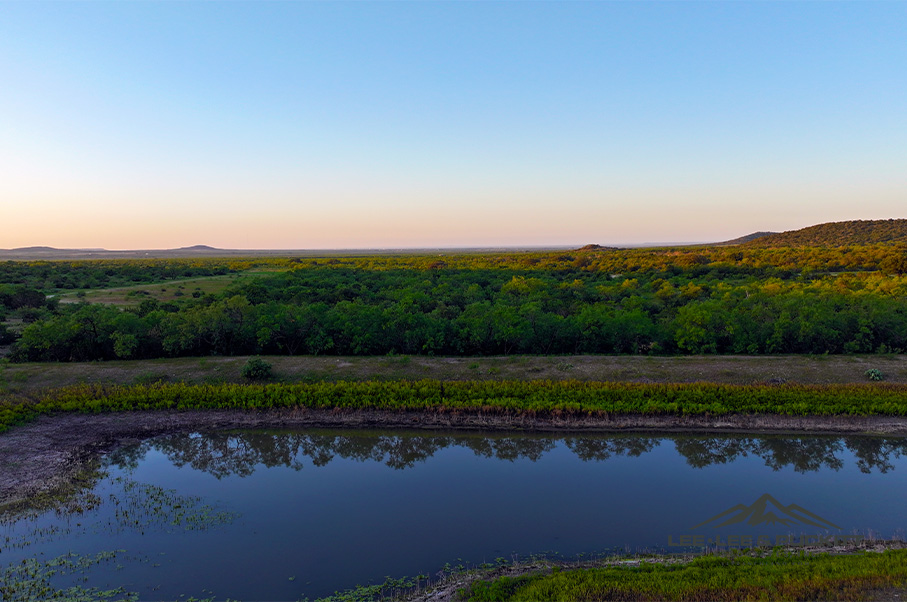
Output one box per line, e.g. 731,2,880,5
176,245,220,252
4,246,109,254
10,246,60,252
575,244,621,251
717,232,777,246
0,245,233,260
728,219,907,247
0,245,555,260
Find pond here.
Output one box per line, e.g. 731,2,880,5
3,429,907,600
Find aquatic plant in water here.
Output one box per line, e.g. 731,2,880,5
0,550,138,602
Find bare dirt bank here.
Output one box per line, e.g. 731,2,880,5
3,409,907,514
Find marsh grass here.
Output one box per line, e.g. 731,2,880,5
0,461,105,522
459,550,907,601
3,379,907,434
1,471,237,601
0,550,138,602
310,575,429,602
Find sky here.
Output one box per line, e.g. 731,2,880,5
1,1,906,250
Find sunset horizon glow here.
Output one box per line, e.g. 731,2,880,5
3,2,905,250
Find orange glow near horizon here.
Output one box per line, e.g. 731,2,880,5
6,180,905,250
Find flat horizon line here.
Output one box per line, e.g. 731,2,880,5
2,242,709,253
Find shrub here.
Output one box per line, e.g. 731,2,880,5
241,357,273,380
866,368,885,381
0,324,16,345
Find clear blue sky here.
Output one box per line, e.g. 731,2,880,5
2,1,905,249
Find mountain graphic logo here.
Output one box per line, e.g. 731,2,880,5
692,493,841,530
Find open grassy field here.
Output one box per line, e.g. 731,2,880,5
1,354,906,395
51,270,276,306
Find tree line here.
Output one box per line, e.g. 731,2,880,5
7,263,907,361
2,241,906,293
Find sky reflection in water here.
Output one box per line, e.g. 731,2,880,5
4,430,906,600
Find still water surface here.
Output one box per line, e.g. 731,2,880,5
3,429,907,600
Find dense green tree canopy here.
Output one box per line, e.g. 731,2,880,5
3,242,906,362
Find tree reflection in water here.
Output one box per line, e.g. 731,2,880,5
673,437,847,473
844,437,907,474
564,437,660,461
107,430,907,479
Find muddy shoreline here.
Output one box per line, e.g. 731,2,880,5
3,409,907,514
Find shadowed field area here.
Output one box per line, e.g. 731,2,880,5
2,354,907,394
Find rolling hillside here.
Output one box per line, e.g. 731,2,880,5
734,219,907,247
717,231,777,245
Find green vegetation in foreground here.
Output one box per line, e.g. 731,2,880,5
460,550,907,601
2,380,907,434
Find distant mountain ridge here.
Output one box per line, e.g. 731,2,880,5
0,245,547,260
731,219,907,247
5,219,906,259
0,245,233,260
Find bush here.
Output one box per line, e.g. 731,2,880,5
866,368,885,381
241,357,273,380
0,324,16,345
